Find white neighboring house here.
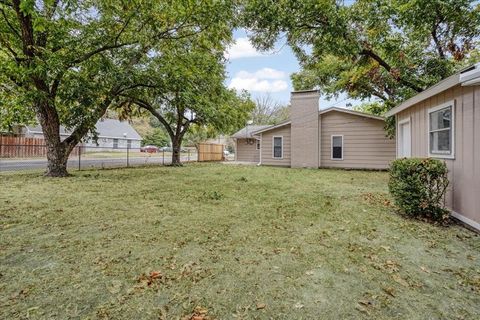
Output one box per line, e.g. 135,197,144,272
23,119,142,152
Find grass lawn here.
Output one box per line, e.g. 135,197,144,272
1,164,479,319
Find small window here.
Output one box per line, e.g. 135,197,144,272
273,136,283,158
331,135,343,160
256,140,260,150
429,102,454,157
127,140,132,149
113,139,119,149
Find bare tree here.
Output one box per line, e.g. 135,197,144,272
251,94,290,125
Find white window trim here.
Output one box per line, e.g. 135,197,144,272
397,117,411,158
272,136,283,159
428,100,455,159
331,135,344,160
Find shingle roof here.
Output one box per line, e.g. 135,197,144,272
26,119,142,140
231,125,271,139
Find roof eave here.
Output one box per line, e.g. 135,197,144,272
251,121,292,135
318,107,385,121
385,73,461,117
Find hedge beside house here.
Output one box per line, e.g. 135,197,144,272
389,158,450,222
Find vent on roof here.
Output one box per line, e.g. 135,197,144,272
460,63,480,86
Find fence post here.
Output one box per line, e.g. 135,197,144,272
188,149,190,162
78,145,81,171
127,143,130,167
162,150,165,165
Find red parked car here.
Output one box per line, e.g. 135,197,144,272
140,145,159,153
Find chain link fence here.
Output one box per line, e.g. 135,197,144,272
0,142,200,173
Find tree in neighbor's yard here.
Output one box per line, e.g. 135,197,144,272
250,94,290,125
242,0,480,135
116,41,255,165
0,0,234,176
184,124,218,152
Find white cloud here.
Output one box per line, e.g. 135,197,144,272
228,68,289,93
225,37,271,60
236,68,286,80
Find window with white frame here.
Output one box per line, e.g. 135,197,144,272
331,135,343,160
429,102,454,157
273,136,283,158
256,140,260,150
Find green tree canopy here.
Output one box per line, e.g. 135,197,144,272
0,0,235,175
116,38,255,165
242,0,480,135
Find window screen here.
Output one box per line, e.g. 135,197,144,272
429,106,452,155
332,136,343,160
273,137,282,158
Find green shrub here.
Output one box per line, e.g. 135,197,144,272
389,158,450,222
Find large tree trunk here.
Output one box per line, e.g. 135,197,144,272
171,138,182,166
36,101,72,177
45,141,70,177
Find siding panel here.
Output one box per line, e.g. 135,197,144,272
260,125,291,166
235,139,259,162
397,84,480,227
320,111,395,169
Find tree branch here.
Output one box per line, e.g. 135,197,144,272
0,35,24,62
0,7,21,38
360,49,423,93
72,42,132,65
0,0,13,8
121,95,175,139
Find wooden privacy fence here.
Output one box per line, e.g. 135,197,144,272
0,136,79,158
197,143,224,162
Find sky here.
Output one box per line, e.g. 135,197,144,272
224,29,362,109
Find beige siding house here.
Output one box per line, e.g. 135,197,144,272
386,63,480,231
233,90,395,170
231,125,269,163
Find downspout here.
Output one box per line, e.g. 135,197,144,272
234,138,237,162
257,133,262,166
318,113,321,168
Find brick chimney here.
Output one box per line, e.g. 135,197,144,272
290,90,320,168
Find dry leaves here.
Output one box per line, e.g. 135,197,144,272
183,306,212,320
136,270,164,288
362,192,392,207
392,274,409,287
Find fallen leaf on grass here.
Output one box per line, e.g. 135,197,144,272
136,270,164,288
380,246,391,252
183,306,211,320
384,260,400,273
382,287,396,297
420,266,431,273
358,299,373,307
392,274,409,287
256,303,266,310
294,302,304,309
355,304,370,315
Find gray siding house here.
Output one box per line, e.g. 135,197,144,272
232,90,395,170
386,63,480,231
23,119,142,151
